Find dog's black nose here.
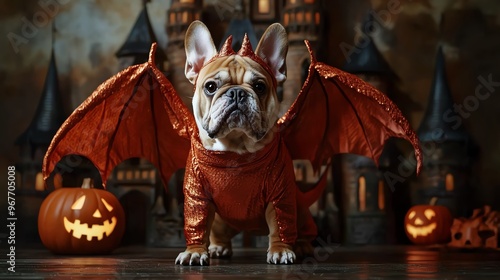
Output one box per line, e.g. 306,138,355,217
227,88,246,103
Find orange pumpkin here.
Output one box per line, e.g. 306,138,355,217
38,179,125,254
404,203,453,245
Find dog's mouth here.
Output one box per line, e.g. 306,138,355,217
203,93,267,140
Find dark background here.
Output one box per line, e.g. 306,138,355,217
1,0,499,242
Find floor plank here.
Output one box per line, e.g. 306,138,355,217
3,245,500,279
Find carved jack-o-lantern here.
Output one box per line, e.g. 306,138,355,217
449,205,499,249
404,203,453,245
38,179,125,254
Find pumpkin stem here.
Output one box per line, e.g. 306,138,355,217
81,178,94,189
429,197,438,206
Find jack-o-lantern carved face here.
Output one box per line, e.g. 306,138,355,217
404,205,452,245
63,195,119,241
406,209,437,238
38,180,125,255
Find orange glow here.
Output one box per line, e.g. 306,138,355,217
358,176,366,212
35,172,45,191
378,180,385,210
445,173,454,191
297,11,303,22
258,0,270,13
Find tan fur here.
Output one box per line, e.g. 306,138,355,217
193,56,280,153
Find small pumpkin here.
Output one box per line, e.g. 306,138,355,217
38,178,125,254
404,198,453,245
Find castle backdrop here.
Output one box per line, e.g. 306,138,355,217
1,0,500,238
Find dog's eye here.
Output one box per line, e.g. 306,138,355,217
204,81,218,95
253,81,266,95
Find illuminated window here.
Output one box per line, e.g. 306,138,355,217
445,173,454,191
297,11,303,22
304,0,314,3
117,170,124,180
378,180,385,210
358,176,366,212
315,12,320,24
284,13,289,25
35,172,45,191
182,11,189,23
258,0,270,14
141,170,148,180
305,11,312,23
180,0,194,3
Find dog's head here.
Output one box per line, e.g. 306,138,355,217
184,21,288,153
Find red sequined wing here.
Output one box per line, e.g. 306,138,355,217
278,41,422,174
42,44,193,187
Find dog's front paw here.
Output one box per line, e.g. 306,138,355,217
208,244,233,258
267,244,296,265
175,247,209,266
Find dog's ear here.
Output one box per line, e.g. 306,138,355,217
255,23,288,83
185,21,217,84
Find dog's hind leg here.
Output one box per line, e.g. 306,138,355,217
294,206,316,259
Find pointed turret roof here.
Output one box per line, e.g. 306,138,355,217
219,1,258,52
16,47,66,149
417,46,470,142
116,3,166,63
342,12,396,77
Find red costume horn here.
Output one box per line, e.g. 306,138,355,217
203,33,278,87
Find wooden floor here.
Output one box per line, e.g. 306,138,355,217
3,244,500,279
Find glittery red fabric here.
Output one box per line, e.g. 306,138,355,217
183,133,298,245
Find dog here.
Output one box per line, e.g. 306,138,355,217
174,21,316,266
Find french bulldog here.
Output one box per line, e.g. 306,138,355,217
175,21,313,266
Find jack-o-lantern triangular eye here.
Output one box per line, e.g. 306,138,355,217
424,209,436,220
101,198,114,212
408,211,416,220
71,195,86,210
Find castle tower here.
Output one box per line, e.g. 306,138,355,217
415,46,474,217
15,42,66,193
336,12,401,244
220,0,258,52
281,0,321,115
165,0,202,111
116,0,166,70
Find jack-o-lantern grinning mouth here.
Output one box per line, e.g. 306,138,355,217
63,216,118,241
405,223,437,238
